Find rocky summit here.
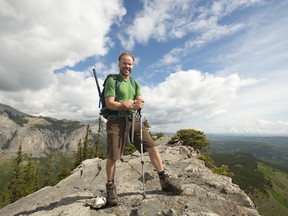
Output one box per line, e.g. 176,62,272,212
0,137,260,216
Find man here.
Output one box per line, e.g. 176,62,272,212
104,52,182,205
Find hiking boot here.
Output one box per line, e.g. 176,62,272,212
159,172,183,195
106,182,119,206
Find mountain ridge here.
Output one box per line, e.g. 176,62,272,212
0,103,101,157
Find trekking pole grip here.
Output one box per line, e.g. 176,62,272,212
137,109,142,117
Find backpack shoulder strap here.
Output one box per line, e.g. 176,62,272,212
103,74,120,89
114,74,121,90
129,77,136,89
104,74,136,98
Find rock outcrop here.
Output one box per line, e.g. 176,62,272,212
0,137,260,216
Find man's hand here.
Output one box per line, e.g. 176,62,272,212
120,99,144,110
133,99,144,110
120,99,133,110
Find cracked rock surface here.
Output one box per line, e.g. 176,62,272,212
0,137,260,216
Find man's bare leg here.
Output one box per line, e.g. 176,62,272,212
147,146,164,172
106,158,116,181
105,158,119,205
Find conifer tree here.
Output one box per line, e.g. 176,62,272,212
83,124,92,160
143,118,152,137
9,144,25,202
94,117,104,158
74,139,83,168
43,153,55,186
171,129,210,151
23,154,39,196
58,166,71,181
0,185,11,208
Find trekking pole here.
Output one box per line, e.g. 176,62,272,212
93,68,103,161
138,110,146,198
92,68,101,108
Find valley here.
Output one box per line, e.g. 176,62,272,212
207,135,288,216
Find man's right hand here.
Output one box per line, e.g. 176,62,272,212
133,99,144,110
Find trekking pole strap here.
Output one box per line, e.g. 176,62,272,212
131,112,136,143
125,114,131,144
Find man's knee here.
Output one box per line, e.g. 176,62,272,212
106,158,116,166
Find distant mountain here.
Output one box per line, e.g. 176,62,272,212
0,103,103,157
0,103,27,117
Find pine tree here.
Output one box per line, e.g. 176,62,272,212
9,144,25,202
43,153,55,186
23,154,39,196
0,185,11,208
75,123,105,167
83,124,92,160
58,166,71,181
74,139,83,168
172,129,210,151
94,117,104,158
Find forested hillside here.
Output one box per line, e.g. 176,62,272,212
207,135,288,171
0,124,105,208
207,135,288,216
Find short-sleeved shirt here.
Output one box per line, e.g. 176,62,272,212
104,75,141,102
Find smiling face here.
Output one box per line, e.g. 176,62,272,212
118,54,134,79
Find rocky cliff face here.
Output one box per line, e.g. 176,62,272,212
0,103,99,157
0,137,260,216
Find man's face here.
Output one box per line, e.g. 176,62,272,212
119,55,134,76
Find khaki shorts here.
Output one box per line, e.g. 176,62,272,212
106,117,156,161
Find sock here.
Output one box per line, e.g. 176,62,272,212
107,180,114,184
158,170,166,177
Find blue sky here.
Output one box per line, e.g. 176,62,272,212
0,0,288,134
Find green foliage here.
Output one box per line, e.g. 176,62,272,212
208,135,288,172
256,163,288,216
211,152,288,216
0,145,39,207
9,144,25,202
198,154,214,167
153,132,165,140
74,124,105,168
74,139,83,167
43,153,55,186
143,118,154,138
207,135,288,216
58,166,72,181
0,185,10,208
143,119,150,130
0,122,107,208
211,153,270,194
212,165,234,177
82,124,92,160
123,143,137,155
22,154,39,196
198,154,233,177
171,129,210,152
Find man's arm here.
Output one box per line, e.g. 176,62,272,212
105,96,144,111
